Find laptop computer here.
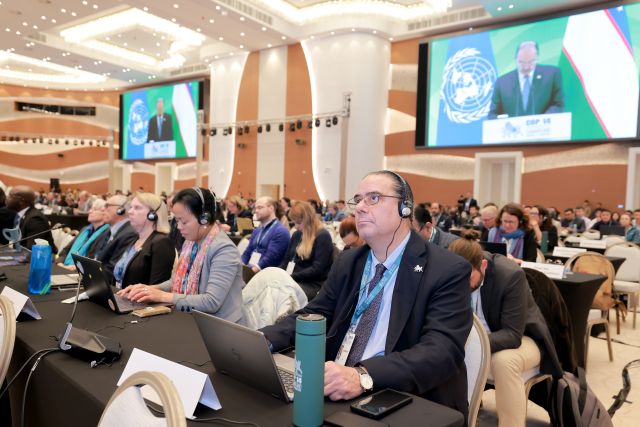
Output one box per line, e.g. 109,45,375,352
479,241,508,256
71,254,148,314
192,310,295,402
598,225,625,237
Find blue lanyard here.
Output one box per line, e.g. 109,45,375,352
255,219,276,248
350,252,402,328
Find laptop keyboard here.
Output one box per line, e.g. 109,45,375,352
278,367,295,394
114,294,147,312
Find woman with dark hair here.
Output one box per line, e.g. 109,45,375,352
279,201,333,300
529,205,558,251
118,187,245,323
488,203,537,263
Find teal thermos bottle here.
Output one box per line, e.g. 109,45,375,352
293,313,326,427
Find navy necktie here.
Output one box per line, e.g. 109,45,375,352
346,263,387,366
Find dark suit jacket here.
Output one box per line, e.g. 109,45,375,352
0,207,16,245
264,231,472,419
120,231,175,288
489,65,564,118
99,221,138,278
19,207,56,252
431,227,459,249
480,253,562,377
147,113,174,142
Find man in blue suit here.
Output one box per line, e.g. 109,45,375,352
146,98,174,142
262,171,472,422
488,41,564,118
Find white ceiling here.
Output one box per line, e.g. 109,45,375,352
0,0,610,90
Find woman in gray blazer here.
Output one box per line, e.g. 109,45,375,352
117,187,245,325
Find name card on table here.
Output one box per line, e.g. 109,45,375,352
521,262,565,280
579,239,607,250
0,286,42,319
118,348,221,418
552,246,587,258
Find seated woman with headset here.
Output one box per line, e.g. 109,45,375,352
118,188,245,324
112,192,175,289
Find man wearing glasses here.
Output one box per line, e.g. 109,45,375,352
95,194,137,277
261,171,472,421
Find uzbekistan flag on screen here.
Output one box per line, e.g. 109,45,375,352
560,5,639,139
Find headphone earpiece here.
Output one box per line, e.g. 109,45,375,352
400,201,413,218
116,203,126,216
387,171,413,218
193,187,216,225
147,203,160,222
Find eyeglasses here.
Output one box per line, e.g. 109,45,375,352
105,203,121,208
347,192,401,208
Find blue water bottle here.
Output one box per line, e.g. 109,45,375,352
293,313,326,427
28,240,52,295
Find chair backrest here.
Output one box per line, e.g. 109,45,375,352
98,371,186,427
536,248,546,263
236,236,250,256
581,230,601,240
605,242,640,283
565,252,616,310
465,314,491,427
603,235,625,248
0,295,16,386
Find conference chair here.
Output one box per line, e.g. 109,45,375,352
0,295,16,386
465,315,490,427
565,252,617,365
603,235,625,248
605,242,640,329
535,248,546,263
98,371,186,427
581,230,601,240
236,236,250,256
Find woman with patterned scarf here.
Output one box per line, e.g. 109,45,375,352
117,187,245,324
488,203,537,263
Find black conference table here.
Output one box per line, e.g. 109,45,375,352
45,213,88,231
543,253,625,272
551,272,606,369
0,265,463,427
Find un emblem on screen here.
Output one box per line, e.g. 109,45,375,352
441,48,497,124
128,99,150,146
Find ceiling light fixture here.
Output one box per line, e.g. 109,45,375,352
0,51,106,83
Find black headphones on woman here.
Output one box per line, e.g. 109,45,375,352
147,203,161,222
193,187,217,225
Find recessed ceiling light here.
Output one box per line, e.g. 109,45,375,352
372,30,377,34
351,28,355,32
214,55,219,59
261,26,266,31
32,25,38,29
310,35,315,39
240,16,245,21
330,31,335,35
508,4,514,8
15,30,20,35
82,1,87,5
71,12,77,16
93,4,98,9
239,44,244,49
267,43,272,48
389,37,394,41
160,35,165,40
40,15,46,20
209,18,214,24
173,3,179,8
196,28,201,32
281,35,286,40
61,8,66,13
229,52,234,56
140,47,144,52
156,53,160,57
156,42,160,46
123,42,128,46
219,36,224,41
497,6,502,11
51,18,56,23
171,18,176,22
143,7,148,12
4,28,9,32
28,68,32,72
22,22,27,26
215,5,220,10
240,32,245,36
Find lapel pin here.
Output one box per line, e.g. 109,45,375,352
414,265,423,273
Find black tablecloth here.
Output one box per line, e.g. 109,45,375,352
563,242,607,254
552,272,606,369
45,214,88,231
0,265,463,427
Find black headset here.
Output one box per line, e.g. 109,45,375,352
147,202,161,222
386,171,413,218
193,187,217,225
116,201,127,216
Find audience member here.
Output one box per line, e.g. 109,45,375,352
560,208,585,233
118,188,244,323
6,186,56,251
0,187,16,245
112,193,175,289
221,195,252,233
489,203,537,262
338,215,364,249
479,205,499,241
620,212,640,244
575,206,592,230
529,205,558,251
449,235,562,427
241,196,290,272
412,204,459,249
279,201,333,300
261,171,472,420
459,191,478,213
96,194,137,277
57,199,109,266
591,208,619,232
634,209,640,227
429,202,452,231
611,211,621,223
74,190,93,214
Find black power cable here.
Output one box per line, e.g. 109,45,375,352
21,349,60,427
609,358,640,417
